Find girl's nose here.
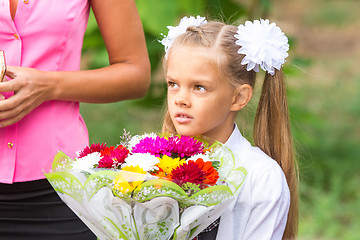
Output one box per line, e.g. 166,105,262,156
175,90,191,107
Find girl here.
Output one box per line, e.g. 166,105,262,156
160,17,298,239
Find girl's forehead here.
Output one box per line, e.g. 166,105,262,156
167,46,219,70
166,47,231,87
167,48,216,73
169,45,215,59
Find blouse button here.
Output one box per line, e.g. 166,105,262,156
23,0,29,4
8,142,14,149
14,34,19,40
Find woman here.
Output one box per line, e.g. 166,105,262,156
0,0,150,239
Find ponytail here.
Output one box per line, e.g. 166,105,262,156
253,70,299,239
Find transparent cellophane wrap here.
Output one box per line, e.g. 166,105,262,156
44,139,246,240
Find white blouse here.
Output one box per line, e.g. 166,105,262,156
216,125,290,239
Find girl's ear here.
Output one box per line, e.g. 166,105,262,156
230,84,253,111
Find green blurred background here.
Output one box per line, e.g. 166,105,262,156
80,0,360,239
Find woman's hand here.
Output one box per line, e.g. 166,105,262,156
0,66,55,127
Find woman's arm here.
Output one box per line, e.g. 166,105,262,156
53,0,151,102
0,0,150,127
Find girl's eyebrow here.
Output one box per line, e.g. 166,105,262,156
166,73,214,85
165,74,176,81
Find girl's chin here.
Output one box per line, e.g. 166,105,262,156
174,127,200,137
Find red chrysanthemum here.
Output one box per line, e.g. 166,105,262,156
97,155,114,168
169,161,205,185
98,145,129,168
100,146,115,156
193,158,219,186
78,143,107,158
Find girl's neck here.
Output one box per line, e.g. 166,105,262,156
204,121,236,144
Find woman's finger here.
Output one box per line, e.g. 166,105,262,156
0,104,23,121
0,80,17,93
4,65,19,79
0,93,24,111
0,109,27,127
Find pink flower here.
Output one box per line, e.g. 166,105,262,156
132,135,204,159
132,136,172,157
168,136,204,158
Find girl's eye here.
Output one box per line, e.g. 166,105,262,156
194,85,206,91
167,81,178,89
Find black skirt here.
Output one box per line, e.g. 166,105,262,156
0,179,96,240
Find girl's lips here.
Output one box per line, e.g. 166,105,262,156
174,113,192,123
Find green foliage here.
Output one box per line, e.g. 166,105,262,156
286,56,360,239
136,0,178,36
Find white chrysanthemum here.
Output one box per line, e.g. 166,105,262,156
235,19,289,75
127,132,157,151
122,153,159,172
72,152,101,172
160,16,207,58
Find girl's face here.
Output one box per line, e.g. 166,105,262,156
166,46,238,143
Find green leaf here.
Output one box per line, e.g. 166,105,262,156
178,0,206,15
135,0,179,36
207,0,246,22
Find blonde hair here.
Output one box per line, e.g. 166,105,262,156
162,21,298,239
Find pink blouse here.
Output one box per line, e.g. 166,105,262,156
0,0,90,183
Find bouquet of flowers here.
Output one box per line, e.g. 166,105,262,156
44,132,247,240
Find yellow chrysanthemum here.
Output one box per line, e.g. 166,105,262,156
113,166,146,194
156,155,185,175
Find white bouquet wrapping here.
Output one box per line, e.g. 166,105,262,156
45,133,246,240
